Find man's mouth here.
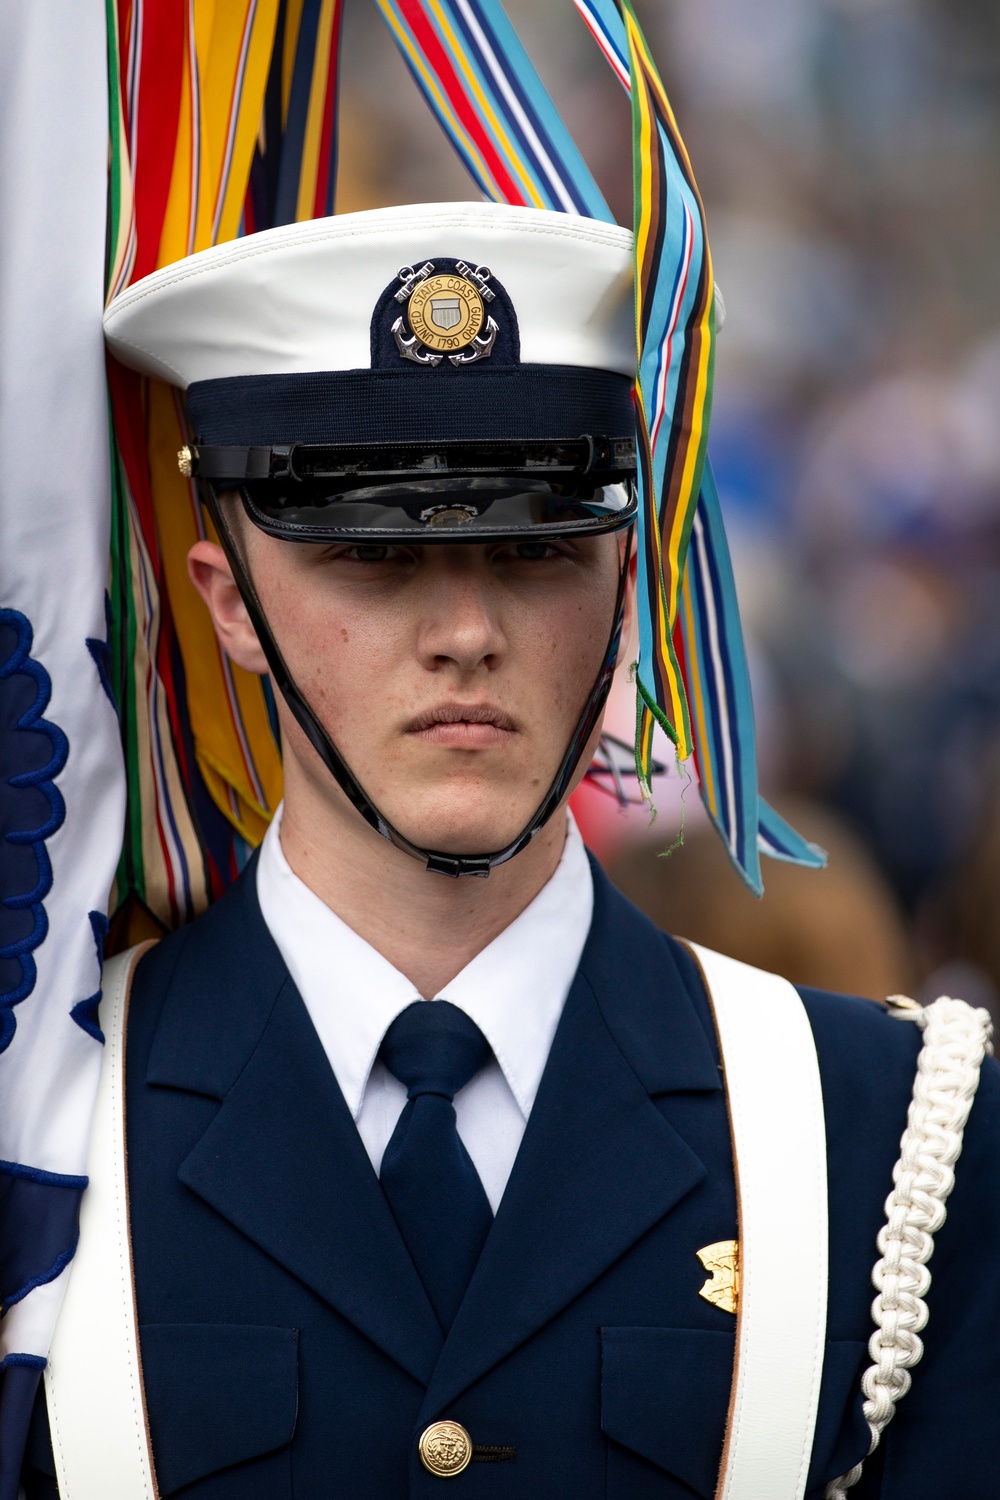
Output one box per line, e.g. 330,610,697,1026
406,702,518,748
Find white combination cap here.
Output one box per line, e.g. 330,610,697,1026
103,201,644,541
104,200,635,387
103,201,639,455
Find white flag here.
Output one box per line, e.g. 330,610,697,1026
0,0,124,1449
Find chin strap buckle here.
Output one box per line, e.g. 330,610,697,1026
268,444,300,481
581,434,610,473
424,852,493,879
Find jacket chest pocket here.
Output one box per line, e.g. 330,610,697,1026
602,1327,733,1499
601,1327,870,1500
139,1323,299,1498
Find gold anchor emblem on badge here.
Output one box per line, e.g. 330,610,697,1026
697,1240,739,1314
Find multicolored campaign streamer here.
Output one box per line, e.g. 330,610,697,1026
105,0,352,940
373,0,612,221
624,0,716,771
575,0,821,890
679,467,824,890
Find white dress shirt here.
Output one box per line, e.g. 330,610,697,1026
255,808,594,1211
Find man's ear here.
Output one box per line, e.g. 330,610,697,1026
187,540,269,674
621,529,639,638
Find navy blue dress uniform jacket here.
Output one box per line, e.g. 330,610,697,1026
23,855,1000,1498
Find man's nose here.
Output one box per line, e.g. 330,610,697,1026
415,560,506,672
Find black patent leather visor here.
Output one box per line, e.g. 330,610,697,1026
236,474,637,543
187,433,637,543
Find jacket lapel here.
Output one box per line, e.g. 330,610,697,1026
420,864,722,1419
141,857,722,1408
143,864,443,1386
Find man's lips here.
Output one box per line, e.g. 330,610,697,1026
406,703,518,748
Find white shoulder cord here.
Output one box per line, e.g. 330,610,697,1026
825,994,994,1499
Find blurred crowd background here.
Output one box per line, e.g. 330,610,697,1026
336,0,1000,1014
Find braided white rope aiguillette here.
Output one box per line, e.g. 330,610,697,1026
825,995,993,1499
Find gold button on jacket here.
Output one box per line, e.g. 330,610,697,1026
418,1421,473,1477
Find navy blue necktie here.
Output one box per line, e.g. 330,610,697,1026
378,1001,494,1332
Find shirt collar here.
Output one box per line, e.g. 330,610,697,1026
435,821,592,1117
256,806,593,1122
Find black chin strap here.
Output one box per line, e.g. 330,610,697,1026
206,490,633,877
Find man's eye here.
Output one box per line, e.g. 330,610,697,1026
510,541,558,561
344,544,391,563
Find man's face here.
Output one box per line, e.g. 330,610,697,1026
200,511,629,856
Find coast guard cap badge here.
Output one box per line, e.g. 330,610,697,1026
389,259,500,367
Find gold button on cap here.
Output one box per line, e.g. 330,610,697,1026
419,1420,473,1477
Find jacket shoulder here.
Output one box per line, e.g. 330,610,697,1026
799,982,924,1082
126,857,288,1095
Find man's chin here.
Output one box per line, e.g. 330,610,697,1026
376,792,544,859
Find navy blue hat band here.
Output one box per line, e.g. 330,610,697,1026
186,364,635,447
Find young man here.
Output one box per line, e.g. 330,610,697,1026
24,202,1000,1498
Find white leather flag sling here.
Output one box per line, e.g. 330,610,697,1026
44,942,989,1499
45,946,158,1500
685,943,828,1500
